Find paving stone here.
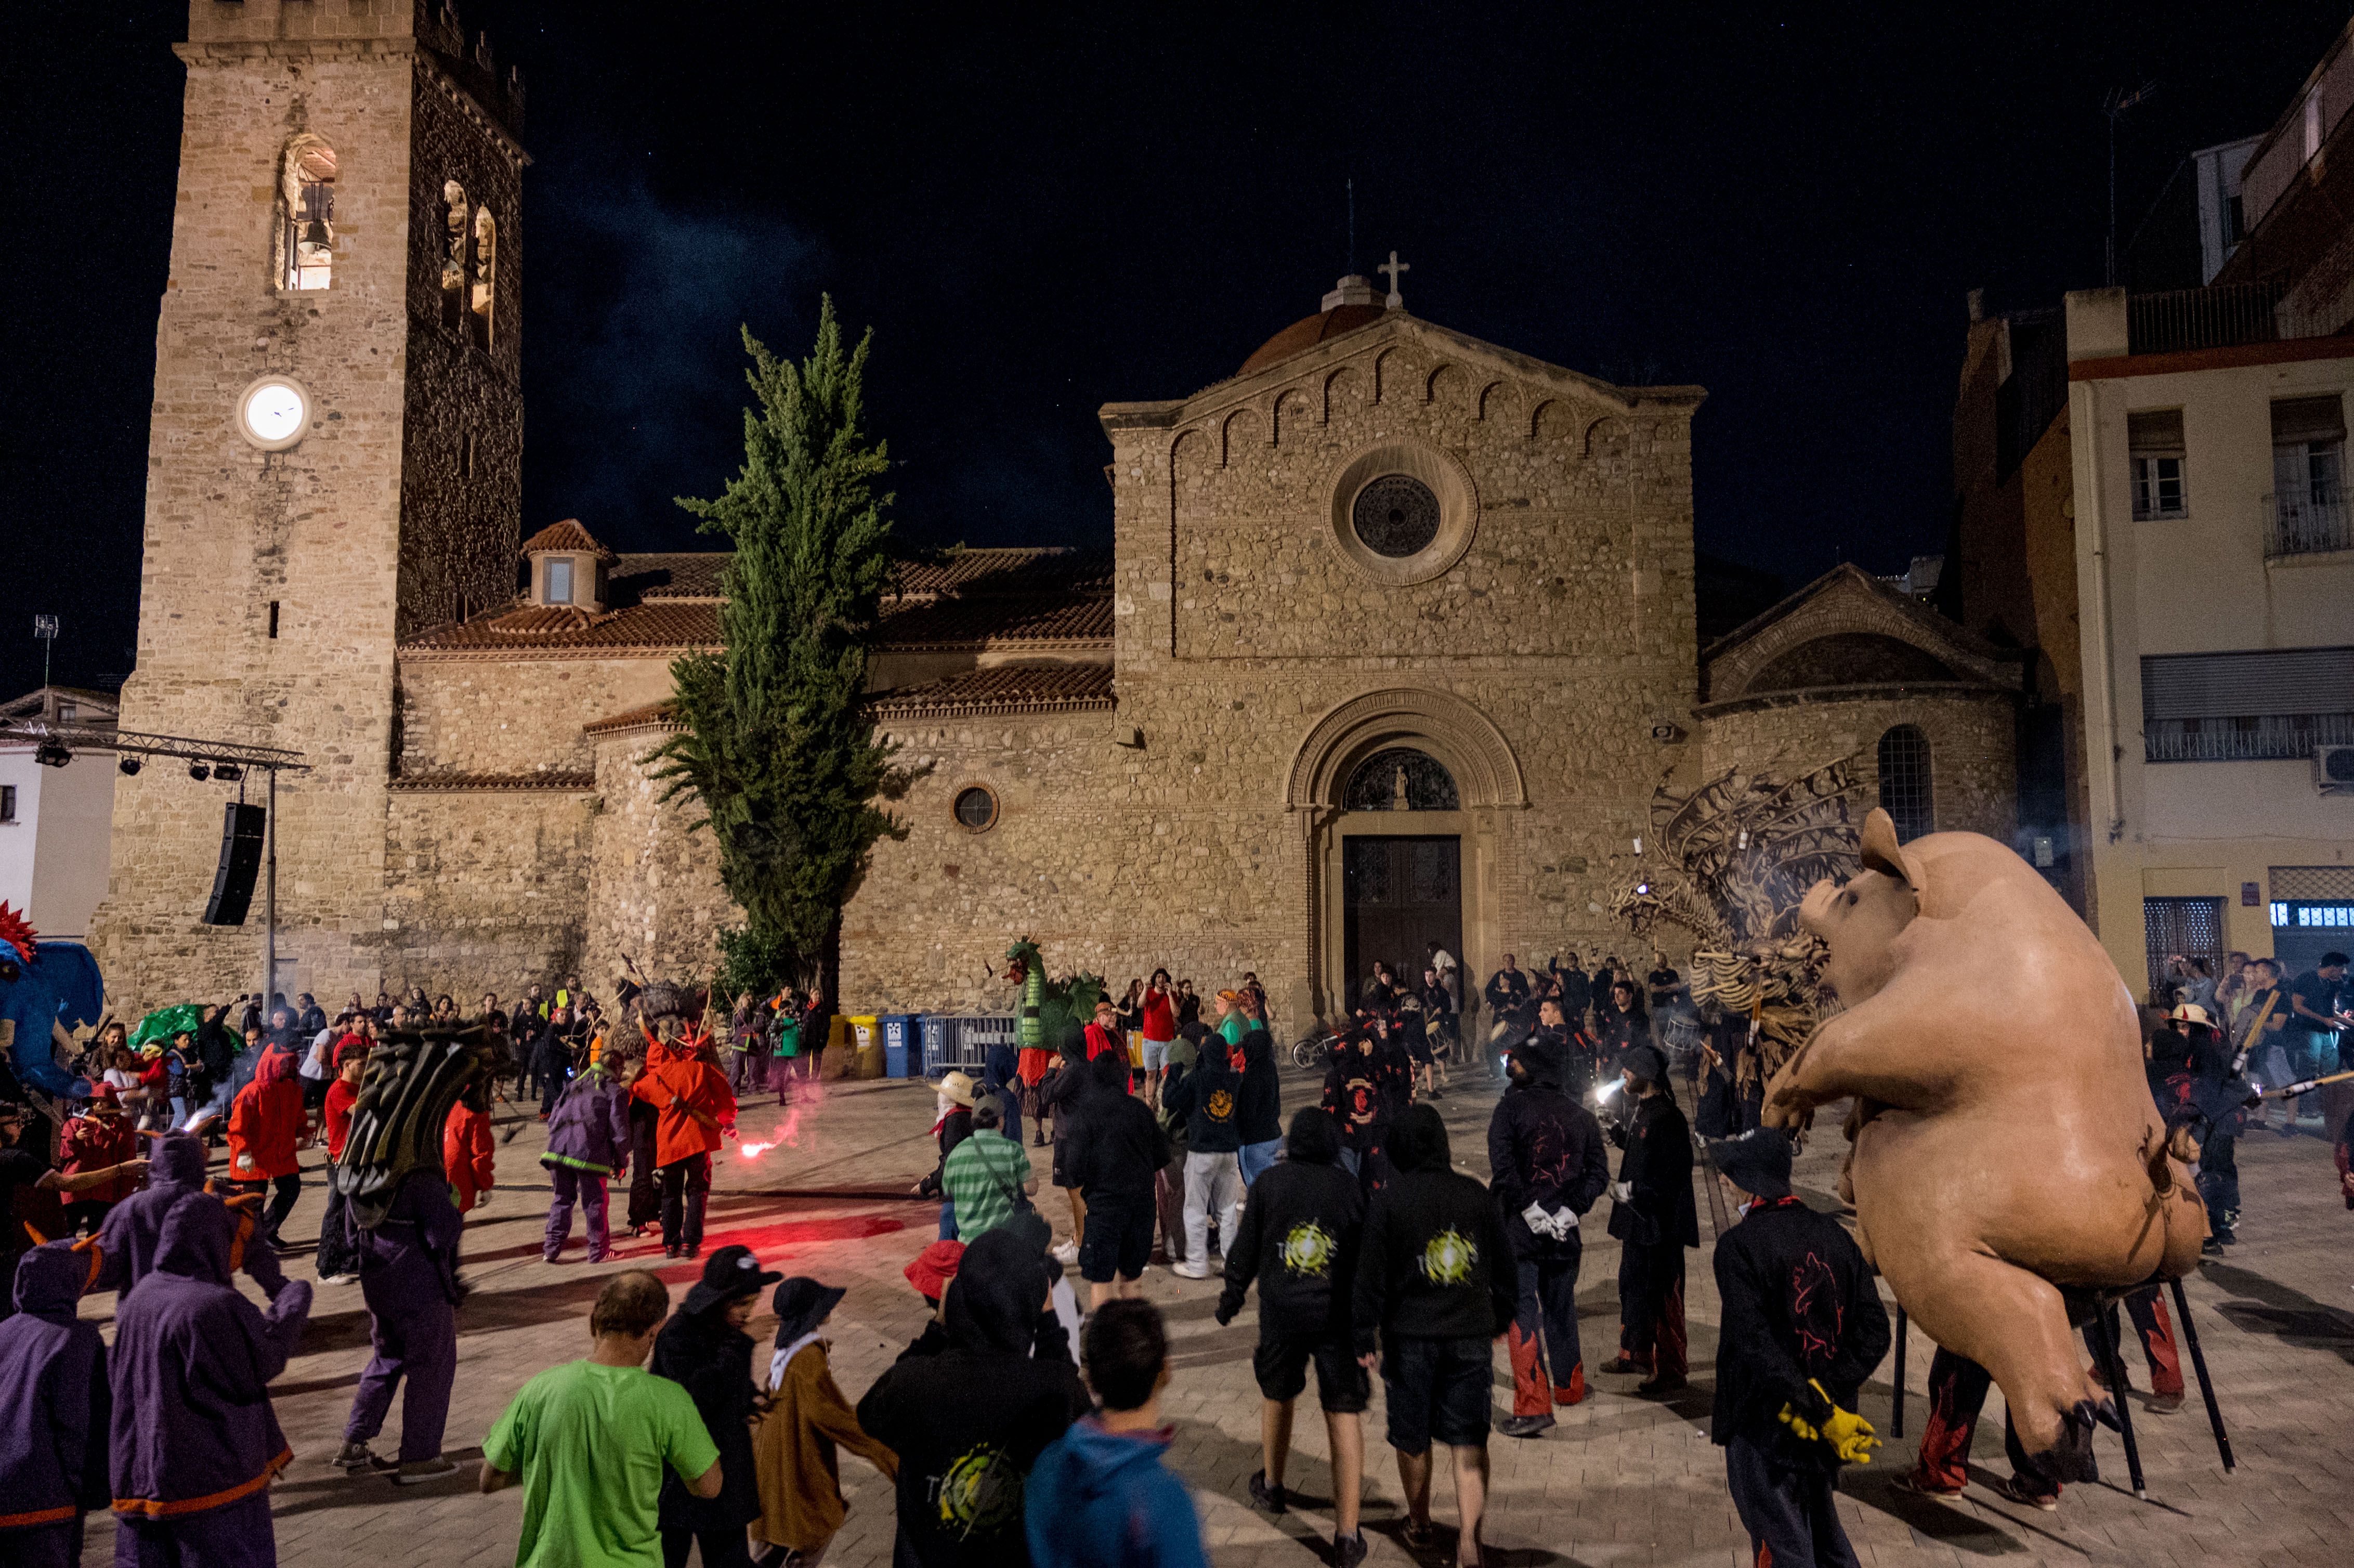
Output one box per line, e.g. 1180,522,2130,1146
68,1068,2354,1565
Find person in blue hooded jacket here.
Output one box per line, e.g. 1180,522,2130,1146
1026,1299,1207,1568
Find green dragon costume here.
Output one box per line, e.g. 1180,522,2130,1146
1004,937,1105,1053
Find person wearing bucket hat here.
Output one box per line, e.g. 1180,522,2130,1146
916,1072,979,1242
653,1246,781,1566
1705,1127,1891,1566
903,1238,964,1307
750,1277,896,1564
1600,1043,1697,1396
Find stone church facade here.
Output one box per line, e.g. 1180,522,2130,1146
93,1,2018,1027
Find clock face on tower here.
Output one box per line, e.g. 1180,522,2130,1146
236,375,312,450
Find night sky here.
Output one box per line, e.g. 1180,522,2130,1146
5,2,2345,700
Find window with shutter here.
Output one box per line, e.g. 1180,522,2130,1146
2269,396,2347,555
2141,646,2354,760
2128,410,2188,520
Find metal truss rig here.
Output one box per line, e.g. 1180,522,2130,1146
0,717,310,774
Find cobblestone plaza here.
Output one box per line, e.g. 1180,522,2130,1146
69,1066,2354,1568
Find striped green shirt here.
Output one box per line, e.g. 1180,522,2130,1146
942,1129,1034,1241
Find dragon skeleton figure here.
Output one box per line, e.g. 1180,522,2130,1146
1610,759,1862,1099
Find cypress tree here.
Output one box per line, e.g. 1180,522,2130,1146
654,298,906,996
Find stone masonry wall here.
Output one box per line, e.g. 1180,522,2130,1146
94,37,426,1014
381,787,593,998
397,656,676,776
397,65,524,638
831,317,1704,1028
582,726,737,996
1699,692,2018,844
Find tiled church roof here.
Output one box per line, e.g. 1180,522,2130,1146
405,546,1112,660
869,663,1115,719
520,519,618,560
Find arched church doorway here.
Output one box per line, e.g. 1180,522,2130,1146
1339,749,1464,1007
1285,689,1527,1023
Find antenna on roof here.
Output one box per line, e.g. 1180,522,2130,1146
1346,178,1356,276
2103,80,2158,288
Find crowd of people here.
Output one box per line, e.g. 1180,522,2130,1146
2,937,2341,1568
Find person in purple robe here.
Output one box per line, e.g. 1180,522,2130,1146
109,1199,310,1568
0,1242,111,1568
84,1134,286,1303
540,1054,633,1263
333,1168,463,1484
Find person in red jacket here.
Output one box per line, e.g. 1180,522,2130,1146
632,1031,737,1258
226,1048,306,1248
317,1040,370,1284
442,1081,496,1214
60,1084,142,1234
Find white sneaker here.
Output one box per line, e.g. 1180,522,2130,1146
323,1273,361,1287
1172,1259,1212,1280
1050,1240,1079,1266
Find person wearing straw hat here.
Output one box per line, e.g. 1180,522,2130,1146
750,1276,896,1565
654,1245,782,1568
916,1072,979,1242
1705,1127,1889,1567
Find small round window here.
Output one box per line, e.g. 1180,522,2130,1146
952,786,998,832
1351,474,1441,558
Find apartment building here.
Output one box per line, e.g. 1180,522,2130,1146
1949,19,2354,995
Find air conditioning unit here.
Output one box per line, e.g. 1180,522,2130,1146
2316,744,2354,795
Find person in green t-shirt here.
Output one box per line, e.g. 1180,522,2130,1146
481,1270,723,1567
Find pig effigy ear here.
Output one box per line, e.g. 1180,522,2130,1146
1859,808,1927,890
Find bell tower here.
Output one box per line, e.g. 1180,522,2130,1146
93,0,528,1008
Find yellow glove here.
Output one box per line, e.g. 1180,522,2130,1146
1809,1379,1879,1465
1776,1402,1820,1443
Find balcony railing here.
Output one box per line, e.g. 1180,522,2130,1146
2127,281,2287,355
2265,490,2354,557
2147,711,2354,762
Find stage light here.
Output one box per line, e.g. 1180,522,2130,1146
118,756,142,776
188,762,210,781
212,763,245,783
34,741,71,768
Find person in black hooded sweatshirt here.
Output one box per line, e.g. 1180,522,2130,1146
1218,1106,1370,1566
858,1225,1090,1568
1354,1104,1514,1567
1487,1031,1611,1436
651,1244,782,1568
1602,1043,1700,1397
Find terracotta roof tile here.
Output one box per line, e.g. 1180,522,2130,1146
869,663,1115,718
610,553,728,600
876,592,1111,646
387,772,597,791
520,519,617,560
1239,304,1390,376
891,548,1112,595
584,700,679,736
403,602,723,657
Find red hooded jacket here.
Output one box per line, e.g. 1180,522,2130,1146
443,1102,495,1212
631,1044,737,1166
226,1052,304,1182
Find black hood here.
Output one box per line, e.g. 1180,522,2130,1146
945,1226,1046,1355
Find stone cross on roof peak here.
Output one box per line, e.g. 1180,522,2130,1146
1379,250,1409,308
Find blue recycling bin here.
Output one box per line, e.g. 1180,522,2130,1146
881,1014,917,1079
